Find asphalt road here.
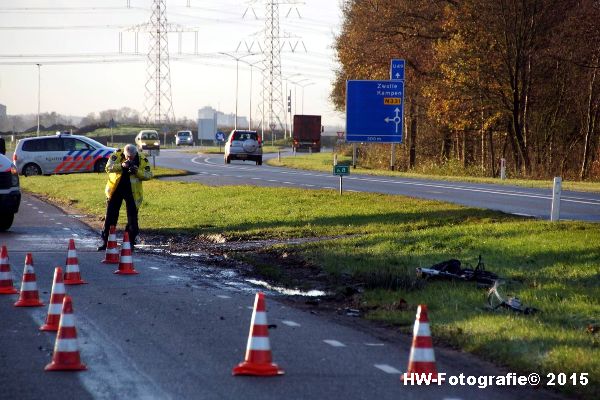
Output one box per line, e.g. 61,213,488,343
154,149,600,222
0,194,566,400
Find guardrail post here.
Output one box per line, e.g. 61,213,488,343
550,177,562,222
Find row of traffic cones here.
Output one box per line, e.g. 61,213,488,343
2,228,136,372
1,244,86,371
102,226,138,275
4,233,438,378
231,292,438,380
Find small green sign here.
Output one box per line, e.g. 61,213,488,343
333,165,350,176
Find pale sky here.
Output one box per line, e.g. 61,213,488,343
0,0,345,127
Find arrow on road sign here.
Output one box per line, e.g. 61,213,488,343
384,108,402,133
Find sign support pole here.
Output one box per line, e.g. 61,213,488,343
339,176,343,195
352,143,357,169
390,143,396,171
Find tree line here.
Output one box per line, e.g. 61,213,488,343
332,0,600,180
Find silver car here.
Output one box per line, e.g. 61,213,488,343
13,132,115,176
224,130,262,165
175,130,194,146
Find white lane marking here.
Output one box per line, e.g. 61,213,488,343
32,207,38,209
251,177,262,180
323,340,346,347
364,343,385,347
49,218,55,221
56,222,63,225
513,213,533,217
149,267,159,270
38,211,44,214
196,155,600,205
168,275,181,279
374,364,401,374
281,320,301,327
217,295,231,299
247,306,254,310
192,155,600,206
62,228,70,231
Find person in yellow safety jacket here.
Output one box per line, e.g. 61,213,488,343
97,144,153,251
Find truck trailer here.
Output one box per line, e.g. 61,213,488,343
292,115,322,152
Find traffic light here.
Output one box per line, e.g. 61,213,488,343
287,95,291,113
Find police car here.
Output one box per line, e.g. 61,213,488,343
13,132,116,176
0,137,20,230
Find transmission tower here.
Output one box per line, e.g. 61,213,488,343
144,0,175,124
243,1,304,137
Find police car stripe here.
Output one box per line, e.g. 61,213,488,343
84,149,110,171
72,150,94,171
54,155,73,173
82,149,102,171
62,150,85,172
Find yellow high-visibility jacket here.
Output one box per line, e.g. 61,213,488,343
104,149,153,209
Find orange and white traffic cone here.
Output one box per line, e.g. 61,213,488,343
101,225,120,264
40,267,66,331
401,304,439,382
63,239,87,285
14,253,44,307
114,231,138,275
45,295,87,371
0,245,18,295
232,292,284,376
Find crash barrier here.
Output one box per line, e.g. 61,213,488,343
401,304,439,381
64,239,87,285
101,225,120,264
233,292,285,376
114,231,138,275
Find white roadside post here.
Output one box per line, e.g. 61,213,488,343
551,177,562,222
500,158,506,180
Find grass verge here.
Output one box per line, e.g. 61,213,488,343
19,170,599,399
267,152,600,193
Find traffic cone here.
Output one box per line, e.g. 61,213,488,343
0,245,18,294
63,239,87,285
45,295,87,371
401,304,439,381
14,253,44,307
101,225,119,264
40,267,66,331
232,292,284,376
114,231,138,275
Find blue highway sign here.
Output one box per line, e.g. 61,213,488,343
346,80,404,143
215,131,225,142
390,59,405,80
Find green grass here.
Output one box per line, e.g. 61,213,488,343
268,152,600,193
19,171,600,398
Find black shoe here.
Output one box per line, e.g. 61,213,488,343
97,243,107,251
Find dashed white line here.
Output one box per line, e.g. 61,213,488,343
149,267,159,270
168,275,181,279
62,228,70,231
217,295,231,299
323,340,346,347
374,364,401,374
281,320,301,327
38,211,44,214
56,222,63,225
364,343,385,347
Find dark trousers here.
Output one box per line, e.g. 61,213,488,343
101,189,139,245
